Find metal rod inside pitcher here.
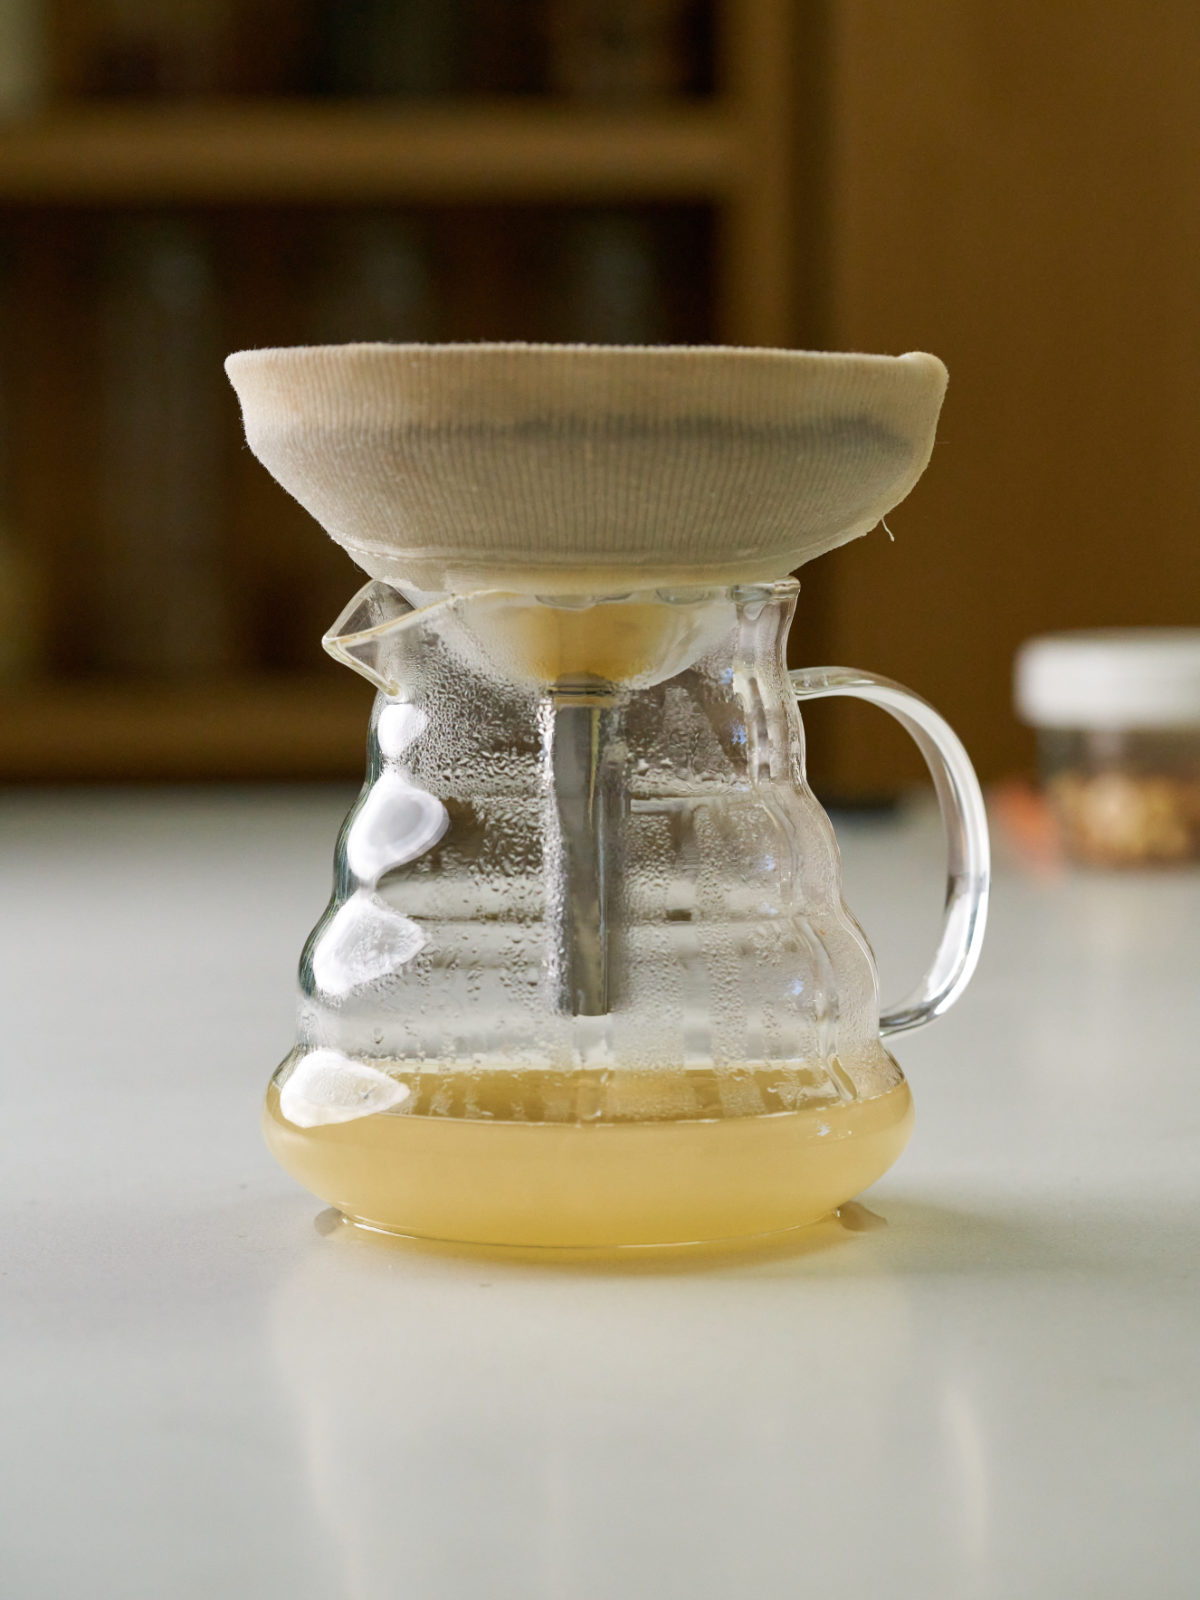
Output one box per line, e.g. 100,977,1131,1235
543,683,624,1018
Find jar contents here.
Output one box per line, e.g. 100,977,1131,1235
1047,767,1200,866
264,1064,914,1249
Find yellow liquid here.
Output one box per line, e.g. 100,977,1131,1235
264,1067,913,1250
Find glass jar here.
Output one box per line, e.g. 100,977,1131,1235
1016,630,1200,866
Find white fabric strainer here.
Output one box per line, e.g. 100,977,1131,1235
226,341,948,597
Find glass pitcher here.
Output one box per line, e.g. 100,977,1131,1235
264,578,988,1248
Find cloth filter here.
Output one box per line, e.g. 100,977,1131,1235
225,342,948,600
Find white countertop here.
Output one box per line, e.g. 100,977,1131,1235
2,786,1198,1599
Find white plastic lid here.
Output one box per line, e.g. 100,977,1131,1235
1015,629,1200,729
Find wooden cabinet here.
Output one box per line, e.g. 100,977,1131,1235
804,0,1200,792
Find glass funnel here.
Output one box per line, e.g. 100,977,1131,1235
264,579,988,1248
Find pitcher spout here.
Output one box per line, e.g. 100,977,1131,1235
322,580,419,695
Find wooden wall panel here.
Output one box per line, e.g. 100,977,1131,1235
807,0,1200,791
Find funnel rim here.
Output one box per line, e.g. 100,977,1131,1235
226,340,940,369
329,578,802,652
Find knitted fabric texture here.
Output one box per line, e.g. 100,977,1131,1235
225,342,948,596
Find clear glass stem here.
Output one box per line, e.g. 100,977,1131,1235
542,682,626,1017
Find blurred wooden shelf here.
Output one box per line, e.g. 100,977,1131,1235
0,677,374,781
0,101,740,204
0,2,803,782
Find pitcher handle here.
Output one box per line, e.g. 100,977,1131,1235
789,667,990,1037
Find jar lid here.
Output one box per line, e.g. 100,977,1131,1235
1015,629,1200,729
